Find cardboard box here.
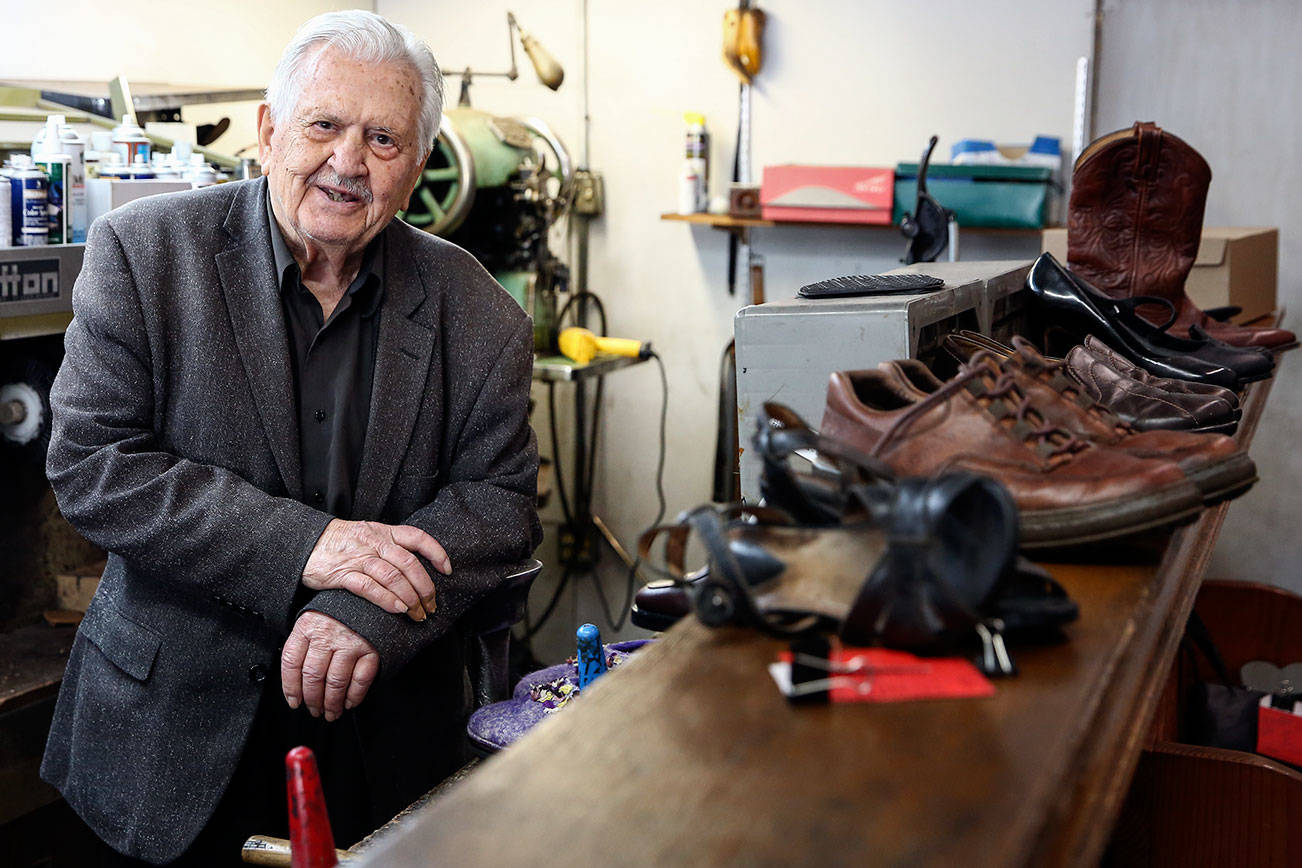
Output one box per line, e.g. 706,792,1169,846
55,560,105,612
760,165,893,224
1041,227,1278,323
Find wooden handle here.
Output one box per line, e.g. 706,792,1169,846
722,7,766,82
241,836,352,866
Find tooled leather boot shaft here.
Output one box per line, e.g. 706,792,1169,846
1066,122,1211,303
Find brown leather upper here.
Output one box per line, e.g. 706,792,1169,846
1079,335,1239,406
1065,340,1238,431
937,330,1238,432
1067,122,1294,350
821,356,1190,513
1068,122,1210,304
998,338,1243,475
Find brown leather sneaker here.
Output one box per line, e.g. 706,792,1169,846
1078,335,1239,408
941,335,1257,505
1064,340,1239,434
822,354,1203,548
939,329,1239,433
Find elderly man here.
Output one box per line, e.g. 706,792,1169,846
41,10,541,865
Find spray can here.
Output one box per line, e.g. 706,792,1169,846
8,156,49,247
0,170,11,248
112,115,151,167
677,166,701,214
683,112,710,212
36,118,71,244
85,130,115,179
58,119,88,242
128,154,156,179
96,152,128,180
188,153,218,188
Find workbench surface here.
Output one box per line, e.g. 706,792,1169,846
351,377,1274,867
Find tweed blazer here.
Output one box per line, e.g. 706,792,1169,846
40,177,542,863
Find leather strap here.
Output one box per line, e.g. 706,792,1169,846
1110,293,1179,332
1134,121,1162,184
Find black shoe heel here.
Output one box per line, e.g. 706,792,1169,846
1024,253,1241,389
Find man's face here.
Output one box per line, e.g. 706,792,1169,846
258,45,429,256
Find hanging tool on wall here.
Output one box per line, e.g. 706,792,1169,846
713,1,766,502
722,0,766,296
899,135,957,264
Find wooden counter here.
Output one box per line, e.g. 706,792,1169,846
352,378,1274,867
0,623,76,825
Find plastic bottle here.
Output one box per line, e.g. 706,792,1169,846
128,153,155,179
84,131,114,179
7,155,49,247
683,112,710,212
151,152,180,179
55,117,88,242
0,167,11,248
188,153,218,188
96,152,128,180
111,115,151,168
35,117,70,244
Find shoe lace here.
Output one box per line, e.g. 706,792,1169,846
1015,351,1137,435
964,363,1089,460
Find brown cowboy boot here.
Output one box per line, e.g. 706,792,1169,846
1067,122,1295,351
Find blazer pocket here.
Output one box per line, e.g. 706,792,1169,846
79,598,163,682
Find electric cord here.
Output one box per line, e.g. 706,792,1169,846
524,294,669,637
525,290,607,639
595,349,669,631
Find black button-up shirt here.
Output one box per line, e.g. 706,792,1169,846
268,197,384,519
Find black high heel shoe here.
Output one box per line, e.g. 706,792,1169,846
1025,253,1242,389
1077,287,1274,385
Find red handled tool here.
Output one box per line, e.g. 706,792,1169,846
285,746,338,868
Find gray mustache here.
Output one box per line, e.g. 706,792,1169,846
310,170,373,203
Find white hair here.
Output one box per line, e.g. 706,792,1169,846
266,10,443,151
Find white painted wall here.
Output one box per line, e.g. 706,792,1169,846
381,0,1094,656
1094,0,1302,595
0,0,363,156
17,2,1281,660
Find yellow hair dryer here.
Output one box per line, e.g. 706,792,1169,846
558,327,650,365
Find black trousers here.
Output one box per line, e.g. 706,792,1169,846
95,679,374,867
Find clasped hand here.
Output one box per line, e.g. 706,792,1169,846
282,519,451,719
302,518,450,621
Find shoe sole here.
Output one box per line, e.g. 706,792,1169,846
629,604,682,632
1189,419,1239,435
1019,480,1203,549
1183,451,1258,505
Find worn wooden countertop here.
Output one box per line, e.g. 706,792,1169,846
0,623,76,714
353,377,1275,867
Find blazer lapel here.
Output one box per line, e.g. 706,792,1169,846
353,226,436,519
214,179,303,499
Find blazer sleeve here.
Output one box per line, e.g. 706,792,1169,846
46,217,332,632
303,314,542,674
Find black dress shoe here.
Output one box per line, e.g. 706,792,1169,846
1025,253,1242,389
1087,291,1274,384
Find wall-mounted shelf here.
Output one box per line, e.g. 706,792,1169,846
660,212,1053,235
